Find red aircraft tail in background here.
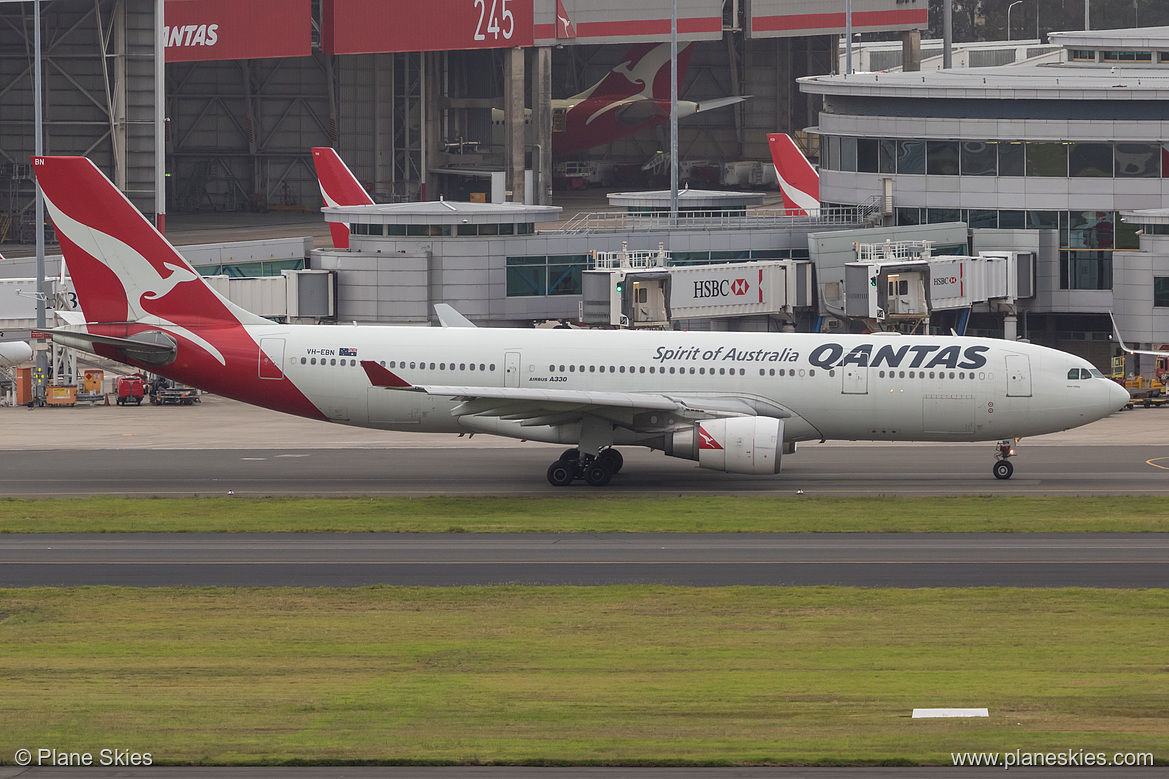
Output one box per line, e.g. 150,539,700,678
767,133,819,216
311,147,374,249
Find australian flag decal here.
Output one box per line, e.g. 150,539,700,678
340,347,358,357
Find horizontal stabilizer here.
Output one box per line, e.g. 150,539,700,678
42,327,177,366
695,95,750,113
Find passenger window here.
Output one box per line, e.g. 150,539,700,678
489,364,496,371
440,363,446,370
569,365,575,372
460,364,466,371
589,365,595,373
310,358,316,365
330,359,337,366
700,367,706,375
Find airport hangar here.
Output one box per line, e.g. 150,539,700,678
800,26,1169,368
0,0,926,238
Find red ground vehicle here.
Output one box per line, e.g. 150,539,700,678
115,374,146,405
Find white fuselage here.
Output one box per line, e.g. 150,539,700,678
246,325,1126,445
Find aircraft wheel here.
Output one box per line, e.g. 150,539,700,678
584,461,613,487
598,448,623,474
560,448,581,463
546,460,575,487
993,460,1014,480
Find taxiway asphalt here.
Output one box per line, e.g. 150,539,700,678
1,533,1165,588
2,395,1168,496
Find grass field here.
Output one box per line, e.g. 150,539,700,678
0,586,1165,765
2,495,1169,533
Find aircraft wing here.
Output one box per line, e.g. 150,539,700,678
361,360,787,430
1111,312,1169,357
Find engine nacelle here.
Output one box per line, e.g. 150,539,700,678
0,341,33,368
664,417,784,475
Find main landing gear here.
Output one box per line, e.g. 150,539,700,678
993,439,1016,480
546,448,624,487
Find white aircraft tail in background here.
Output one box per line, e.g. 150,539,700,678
767,133,819,216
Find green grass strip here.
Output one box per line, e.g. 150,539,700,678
0,586,1165,766
2,495,1169,533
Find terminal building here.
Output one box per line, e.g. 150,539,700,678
799,26,1169,364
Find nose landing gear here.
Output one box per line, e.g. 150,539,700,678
546,448,624,487
993,439,1016,480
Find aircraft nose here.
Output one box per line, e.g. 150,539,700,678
1107,379,1130,412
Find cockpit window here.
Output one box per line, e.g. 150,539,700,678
1067,368,1080,380
1089,368,1106,378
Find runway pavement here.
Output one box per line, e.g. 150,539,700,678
1,533,1164,588
3,395,1168,496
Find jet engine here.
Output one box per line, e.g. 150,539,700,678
0,341,33,368
664,417,784,474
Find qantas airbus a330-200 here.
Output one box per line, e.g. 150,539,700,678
33,156,1127,486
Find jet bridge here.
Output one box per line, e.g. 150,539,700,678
580,243,814,329
843,241,1033,331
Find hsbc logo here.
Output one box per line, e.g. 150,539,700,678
693,278,750,299
933,276,958,286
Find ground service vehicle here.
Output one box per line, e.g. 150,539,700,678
116,374,145,405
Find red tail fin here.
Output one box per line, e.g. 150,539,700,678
31,156,262,330
767,133,819,216
311,147,374,250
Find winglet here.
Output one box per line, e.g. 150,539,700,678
1109,312,1169,357
434,303,477,328
361,360,413,388
1110,312,1132,354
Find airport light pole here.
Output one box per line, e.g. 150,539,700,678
669,0,678,228
1007,1,1022,40
33,0,47,403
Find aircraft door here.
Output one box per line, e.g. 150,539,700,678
505,351,521,388
258,338,285,380
1005,354,1032,397
841,365,868,394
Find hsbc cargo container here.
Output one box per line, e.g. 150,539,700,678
667,261,808,320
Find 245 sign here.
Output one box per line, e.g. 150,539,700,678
324,0,533,55
474,0,515,41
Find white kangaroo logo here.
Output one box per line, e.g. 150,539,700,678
40,193,227,366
